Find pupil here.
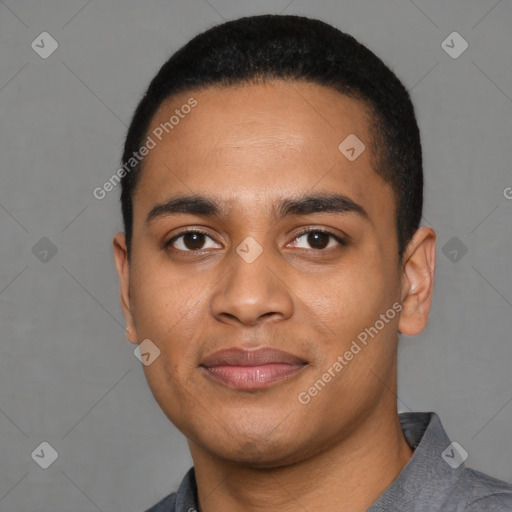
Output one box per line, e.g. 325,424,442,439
185,233,204,250
308,231,329,249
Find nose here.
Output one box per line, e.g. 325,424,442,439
210,239,294,327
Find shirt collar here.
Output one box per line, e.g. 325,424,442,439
368,411,465,511
174,465,198,512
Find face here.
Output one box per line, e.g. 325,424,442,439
113,80,435,467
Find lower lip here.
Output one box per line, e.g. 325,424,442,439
202,363,306,389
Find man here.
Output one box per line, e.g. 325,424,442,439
112,14,512,512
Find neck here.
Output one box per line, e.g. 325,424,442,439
188,399,413,512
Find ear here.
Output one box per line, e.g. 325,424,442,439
398,226,436,336
113,232,138,344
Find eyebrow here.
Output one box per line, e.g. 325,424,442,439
145,192,369,226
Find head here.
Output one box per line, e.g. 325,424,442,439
113,14,435,466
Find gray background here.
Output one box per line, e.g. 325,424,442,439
1,0,511,510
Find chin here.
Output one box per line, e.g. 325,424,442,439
191,420,314,467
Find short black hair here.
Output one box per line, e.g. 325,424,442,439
120,14,423,262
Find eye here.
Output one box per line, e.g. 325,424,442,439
289,229,347,251
165,228,346,253
166,230,221,252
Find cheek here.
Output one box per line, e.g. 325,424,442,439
129,261,201,352
130,260,232,385
131,254,186,319
298,254,390,332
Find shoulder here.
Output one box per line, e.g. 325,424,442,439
143,491,177,512
458,467,512,511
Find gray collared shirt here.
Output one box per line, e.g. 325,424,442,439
145,412,512,511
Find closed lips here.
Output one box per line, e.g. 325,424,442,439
200,347,308,389
200,347,307,367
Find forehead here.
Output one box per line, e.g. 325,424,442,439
132,80,394,224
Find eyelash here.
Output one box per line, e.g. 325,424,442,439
165,228,347,252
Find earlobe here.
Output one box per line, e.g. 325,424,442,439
398,227,436,336
113,232,139,345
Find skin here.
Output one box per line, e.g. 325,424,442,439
113,80,436,512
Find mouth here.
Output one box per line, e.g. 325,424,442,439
200,347,308,390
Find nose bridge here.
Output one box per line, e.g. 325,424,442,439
210,235,293,325
233,235,274,287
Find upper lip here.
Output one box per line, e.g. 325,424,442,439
201,347,307,367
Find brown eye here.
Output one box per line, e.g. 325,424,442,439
182,232,206,250
166,231,220,252
291,229,346,251
307,231,330,250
